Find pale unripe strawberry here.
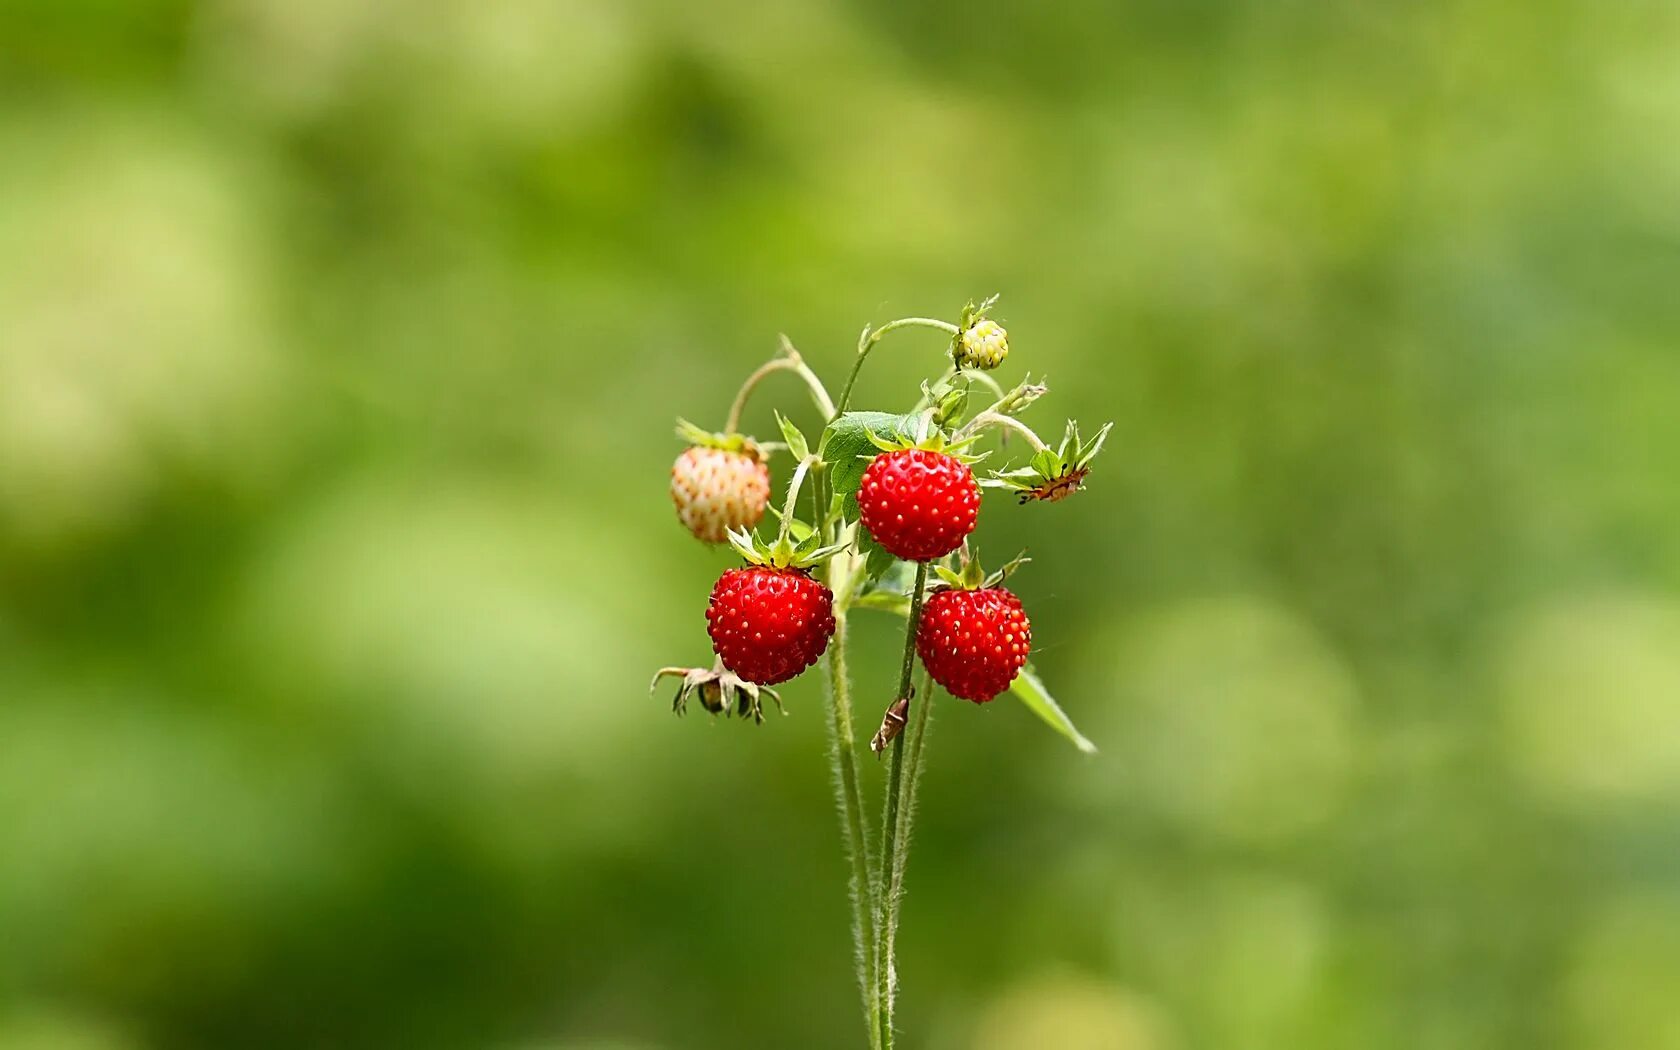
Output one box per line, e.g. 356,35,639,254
955,319,1008,370
670,445,770,544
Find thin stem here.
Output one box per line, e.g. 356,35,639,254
814,454,880,1048
725,339,836,434
877,739,906,1050
959,410,1051,453
835,317,962,417
884,668,935,978
874,560,930,1050
824,611,879,1048
775,457,812,546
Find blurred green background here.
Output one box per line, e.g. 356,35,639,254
4,1,1680,1047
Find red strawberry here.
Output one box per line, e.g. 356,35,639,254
671,445,771,544
858,449,980,562
707,566,836,685
916,586,1031,702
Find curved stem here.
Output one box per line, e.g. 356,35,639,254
775,457,813,546
874,560,931,1050
959,410,1051,453
725,339,837,434
835,317,962,418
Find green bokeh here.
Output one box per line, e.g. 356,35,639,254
3,1,1679,1047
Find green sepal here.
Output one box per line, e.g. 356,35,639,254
774,410,810,462
725,526,766,565
725,524,846,571
955,293,1001,332
930,548,1028,591
675,418,764,459
925,378,970,428
858,409,989,465
982,419,1113,501
1072,420,1113,467
993,376,1049,418
983,550,1031,588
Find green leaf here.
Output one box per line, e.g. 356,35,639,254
855,526,897,584
850,557,917,614
1076,421,1114,467
775,410,810,462
820,411,913,516
1010,666,1098,754
851,589,911,616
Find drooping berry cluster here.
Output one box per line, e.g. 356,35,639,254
706,566,836,685
655,298,1109,1050
916,586,1032,702
857,449,980,562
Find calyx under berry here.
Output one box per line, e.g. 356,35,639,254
984,420,1113,504
674,418,767,461
863,409,987,463
650,660,785,723
932,549,1030,593
724,523,848,570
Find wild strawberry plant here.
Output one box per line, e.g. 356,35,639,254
652,298,1108,1048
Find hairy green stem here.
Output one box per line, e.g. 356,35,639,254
775,458,813,545
810,406,880,1049
882,668,935,1006
874,560,930,1049
958,409,1050,452
823,610,879,1048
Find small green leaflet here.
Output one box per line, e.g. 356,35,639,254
854,527,896,584
819,411,915,517
1010,665,1098,754
850,588,911,616
850,559,917,615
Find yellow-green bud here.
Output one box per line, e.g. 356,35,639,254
955,319,1008,370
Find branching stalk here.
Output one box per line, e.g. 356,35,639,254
835,317,961,417
725,338,836,434
959,409,1050,452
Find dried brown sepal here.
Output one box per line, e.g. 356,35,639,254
1015,463,1091,504
649,661,785,725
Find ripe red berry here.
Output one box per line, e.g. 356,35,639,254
707,566,836,685
916,586,1032,702
857,449,980,562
